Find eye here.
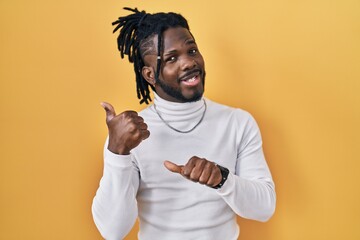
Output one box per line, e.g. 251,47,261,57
166,56,177,62
189,49,198,55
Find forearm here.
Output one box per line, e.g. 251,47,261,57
92,151,139,239
217,173,276,222
219,111,276,221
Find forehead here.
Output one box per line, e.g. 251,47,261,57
161,27,195,50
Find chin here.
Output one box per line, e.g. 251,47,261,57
183,89,204,102
155,75,205,103
184,76,205,102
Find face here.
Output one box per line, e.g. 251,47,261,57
142,27,205,103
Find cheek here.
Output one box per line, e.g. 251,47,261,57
161,66,179,82
197,55,205,67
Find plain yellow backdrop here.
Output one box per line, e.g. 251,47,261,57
1,0,359,239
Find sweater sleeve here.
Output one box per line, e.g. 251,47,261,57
216,112,276,222
92,139,140,240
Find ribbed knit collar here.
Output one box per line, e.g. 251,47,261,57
152,93,206,124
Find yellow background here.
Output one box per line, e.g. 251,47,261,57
1,0,359,239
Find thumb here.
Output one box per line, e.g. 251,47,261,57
164,160,183,174
101,102,116,123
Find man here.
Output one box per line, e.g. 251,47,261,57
92,7,276,240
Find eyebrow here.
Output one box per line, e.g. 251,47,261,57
163,39,197,56
185,39,196,45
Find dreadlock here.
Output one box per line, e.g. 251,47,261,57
112,7,190,104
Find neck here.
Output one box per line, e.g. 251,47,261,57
152,93,207,133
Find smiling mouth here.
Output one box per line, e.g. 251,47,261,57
179,69,202,82
184,75,198,83
180,73,201,87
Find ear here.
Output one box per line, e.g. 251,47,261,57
142,66,156,87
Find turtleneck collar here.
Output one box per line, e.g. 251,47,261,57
152,93,206,124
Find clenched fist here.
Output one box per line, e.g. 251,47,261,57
101,102,150,155
164,156,222,188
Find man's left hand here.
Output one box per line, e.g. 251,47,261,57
164,156,222,188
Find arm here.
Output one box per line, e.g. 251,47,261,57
92,102,150,239
217,112,276,222
92,143,140,239
164,112,275,222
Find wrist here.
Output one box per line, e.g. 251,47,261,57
108,143,130,155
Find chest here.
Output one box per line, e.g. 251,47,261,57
132,118,239,189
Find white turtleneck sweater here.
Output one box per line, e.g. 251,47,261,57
92,94,276,240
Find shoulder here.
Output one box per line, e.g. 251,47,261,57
205,98,261,138
205,98,253,123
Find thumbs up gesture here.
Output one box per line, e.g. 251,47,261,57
164,157,222,188
101,102,150,155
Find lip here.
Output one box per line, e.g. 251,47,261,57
180,74,201,87
178,69,202,82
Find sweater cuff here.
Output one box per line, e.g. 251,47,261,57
104,149,134,168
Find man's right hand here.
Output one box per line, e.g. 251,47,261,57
101,102,150,155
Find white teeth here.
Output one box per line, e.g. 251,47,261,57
186,76,196,82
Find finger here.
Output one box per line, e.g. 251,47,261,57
183,156,199,176
138,122,148,130
134,116,145,123
207,166,222,187
189,159,207,181
141,129,150,140
198,161,213,184
164,161,183,174
122,110,139,118
101,102,116,123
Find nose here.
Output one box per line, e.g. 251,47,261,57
181,56,196,71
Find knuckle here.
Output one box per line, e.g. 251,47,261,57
189,175,198,182
211,166,219,174
182,169,191,177
204,162,213,170
133,130,141,139
126,110,138,115
121,111,131,117
127,124,136,132
198,177,207,184
189,156,199,162
122,111,137,118
199,158,207,166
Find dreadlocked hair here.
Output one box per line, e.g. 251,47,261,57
112,7,190,104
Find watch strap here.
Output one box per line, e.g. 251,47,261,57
212,164,229,189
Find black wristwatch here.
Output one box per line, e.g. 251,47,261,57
212,164,230,189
